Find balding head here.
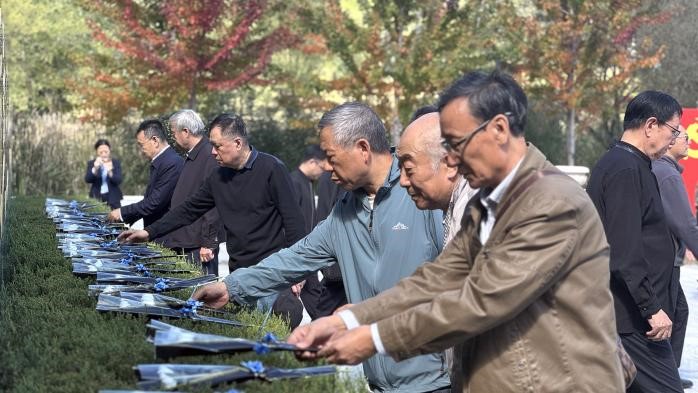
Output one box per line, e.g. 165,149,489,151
398,112,459,211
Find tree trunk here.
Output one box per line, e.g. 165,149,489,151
188,80,197,110
566,106,576,165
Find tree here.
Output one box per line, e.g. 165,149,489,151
79,0,299,123
516,0,666,164
300,0,513,144
637,0,698,107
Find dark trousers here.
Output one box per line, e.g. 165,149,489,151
622,332,682,393
182,247,219,277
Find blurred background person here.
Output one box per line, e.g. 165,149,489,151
85,139,123,209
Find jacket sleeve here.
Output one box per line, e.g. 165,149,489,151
657,174,698,256
198,159,222,249
121,159,181,224
223,215,337,305
109,159,123,186
602,168,661,318
370,192,584,361
84,160,98,184
269,163,307,246
145,175,216,240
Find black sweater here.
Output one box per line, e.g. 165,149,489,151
587,141,675,334
145,147,306,270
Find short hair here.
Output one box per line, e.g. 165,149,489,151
317,102,390,153
302,144,326,162
170,109,205,136
136,119,167,141
623,91,682,131
94,139,110,150
209,113,248,142
410,105,438,123
437,70,528,136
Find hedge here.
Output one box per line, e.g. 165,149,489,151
0,196,363,393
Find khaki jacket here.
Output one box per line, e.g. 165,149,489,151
350,144,624,392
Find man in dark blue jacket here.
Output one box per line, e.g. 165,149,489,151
108,119,183,244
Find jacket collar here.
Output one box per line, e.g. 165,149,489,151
658,154,684,174
491,143,551,218
186,137,208,161
614,140,651,167
151,145,170,163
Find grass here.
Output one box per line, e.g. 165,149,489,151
0,196,364,393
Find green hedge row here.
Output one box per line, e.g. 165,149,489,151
0,197,362,393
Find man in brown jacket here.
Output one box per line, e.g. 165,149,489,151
289,70,625,392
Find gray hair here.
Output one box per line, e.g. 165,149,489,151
317,102,390,153
169,109,205,136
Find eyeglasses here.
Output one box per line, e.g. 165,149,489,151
660,121,682,139
440,112,512,154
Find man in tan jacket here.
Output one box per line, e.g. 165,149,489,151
289,70,625,392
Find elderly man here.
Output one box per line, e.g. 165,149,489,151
108,120,183,243
289,71,624,393
399,110,477,244
398,110,477,391
118,113,306,273
192,102,451,393
587,90,684,393
160,109,221,276
652,124,693,389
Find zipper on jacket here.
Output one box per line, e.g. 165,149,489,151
368,208,374,233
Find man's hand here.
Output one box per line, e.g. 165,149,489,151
199,247,214,263
107,208,122,223
192,282,230,309
291,280,306,297
117,229,149,244
685,250,695,262
318,325,376,365
646,309,673,341
333,303,355,314
288,315,347,360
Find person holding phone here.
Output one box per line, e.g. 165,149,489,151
85,138,123,209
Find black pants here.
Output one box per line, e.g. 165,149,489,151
622,332,682,393
182,247,219,277
670,267,689,367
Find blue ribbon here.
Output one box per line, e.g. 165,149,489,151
261,332,278,344
119,255,133,265
180,299,203,316
241,360,265,374
100,240,117,249
153,278,169,292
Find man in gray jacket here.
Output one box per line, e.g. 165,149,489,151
652,124,692,389
193,102,450,393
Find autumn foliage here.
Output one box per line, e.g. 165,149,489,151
80,0,299,122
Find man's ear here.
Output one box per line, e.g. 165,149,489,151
644,117,659,137
356,139,372,163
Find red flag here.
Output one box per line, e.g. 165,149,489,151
680,108,698,214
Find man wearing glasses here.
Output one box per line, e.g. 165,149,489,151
652,124,693,389
289,70,624,392
587,90,684,392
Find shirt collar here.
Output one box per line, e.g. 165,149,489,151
659,154,684,174
480,157,524,207
151,145,170,162
615,140,651,166
242,146,259,170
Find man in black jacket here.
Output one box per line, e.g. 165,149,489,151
587,90,684,393
108,120,183,244
652,124,693,389
118,113,306,275
161,109,222,276
289,144,326,234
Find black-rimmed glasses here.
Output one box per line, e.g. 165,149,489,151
440,112,512,153
661,122,682,139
